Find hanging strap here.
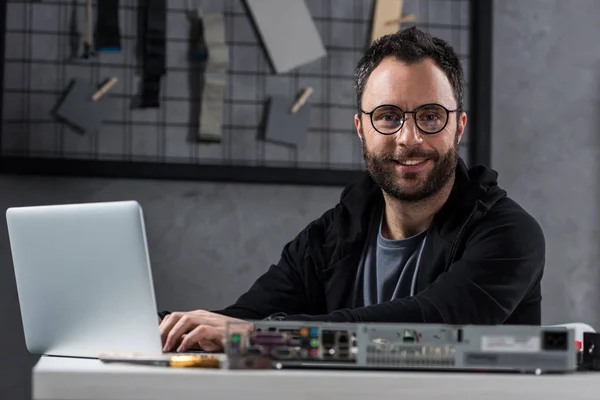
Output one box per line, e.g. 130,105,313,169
95,0,121,52
140,0,166,108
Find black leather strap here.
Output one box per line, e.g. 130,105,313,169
191,10,209,61
95,0,121,51
140,0,166,108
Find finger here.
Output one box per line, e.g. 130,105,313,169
177,325,224,353
159,313,181,345
186,331,223,353
177,333,203,351
199,340,221,353
164,315,197,352
199,337,224,352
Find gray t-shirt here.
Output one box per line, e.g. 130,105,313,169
362,212,428,306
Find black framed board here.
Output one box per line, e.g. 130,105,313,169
0,0,491,186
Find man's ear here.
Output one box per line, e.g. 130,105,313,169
456,111,467,144
354,113,363,142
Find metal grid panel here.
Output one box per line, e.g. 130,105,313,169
1,0,471,180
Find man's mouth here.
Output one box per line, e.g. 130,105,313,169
394,158,429,166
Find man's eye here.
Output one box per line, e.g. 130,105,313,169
375,112,401,121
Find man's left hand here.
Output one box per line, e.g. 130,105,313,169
159,310,251,353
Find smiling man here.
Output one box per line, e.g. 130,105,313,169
159,27,546,353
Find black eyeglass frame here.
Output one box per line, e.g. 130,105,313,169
360,103,461,135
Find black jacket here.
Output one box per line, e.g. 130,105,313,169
214,158,546,325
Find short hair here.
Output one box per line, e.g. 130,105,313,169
354,26,464,113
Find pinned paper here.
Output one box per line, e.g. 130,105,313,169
371,0,415,43
53,77,119,135
263,90,312,148
245,0,326,74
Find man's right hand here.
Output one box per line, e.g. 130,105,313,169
159,310,251,353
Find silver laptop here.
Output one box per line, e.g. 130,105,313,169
6,200,167,358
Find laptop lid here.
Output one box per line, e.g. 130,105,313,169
6,200,163,358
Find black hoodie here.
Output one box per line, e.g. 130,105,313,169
212,158,546,325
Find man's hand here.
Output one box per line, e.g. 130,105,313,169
159,310,251,353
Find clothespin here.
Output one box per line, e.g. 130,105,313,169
385,13,417,26
290,87,314,114
92,77,118,101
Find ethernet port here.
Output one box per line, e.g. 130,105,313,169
337,332,349,345
542,331,568,351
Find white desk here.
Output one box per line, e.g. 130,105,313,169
33,355,600,400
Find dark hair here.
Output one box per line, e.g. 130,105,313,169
354,26,464,113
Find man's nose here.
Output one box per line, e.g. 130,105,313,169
395,115,423,146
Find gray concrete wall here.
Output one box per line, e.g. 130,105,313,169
492,0,600,328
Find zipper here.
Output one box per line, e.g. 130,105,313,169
445,199,487,271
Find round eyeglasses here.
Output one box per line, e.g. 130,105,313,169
360,103,459,135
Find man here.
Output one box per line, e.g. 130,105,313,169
159,27,545,353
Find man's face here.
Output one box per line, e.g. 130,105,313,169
354,57,467,202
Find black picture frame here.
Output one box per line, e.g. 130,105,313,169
0,1,492,187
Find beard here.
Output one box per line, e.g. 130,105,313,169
362,132,459,202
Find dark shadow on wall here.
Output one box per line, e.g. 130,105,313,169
0,3,39,400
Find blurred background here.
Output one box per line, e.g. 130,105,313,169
1,0,599,399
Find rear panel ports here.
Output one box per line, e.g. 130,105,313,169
247,346,265,356
322,330,336,347
337,332,350,359
271,347,296,359
322,330,336,359
338,332,349,345
542,331,568,351
402,329,418,343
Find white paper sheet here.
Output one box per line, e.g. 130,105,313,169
245,0,327,74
